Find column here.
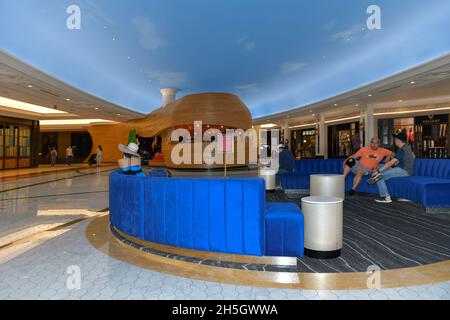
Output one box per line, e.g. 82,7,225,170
363,105,375,146
316,114,326,157
281,120,290,148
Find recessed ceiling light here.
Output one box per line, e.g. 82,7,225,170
27,85,33,88
368,94,373,97
65,98,71,101
334,104,338,107
94,107,99,110
410,81,416,84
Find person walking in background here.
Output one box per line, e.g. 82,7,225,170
351,133,362,154
66,146,74,166
50,147,58,167
96,145,103,166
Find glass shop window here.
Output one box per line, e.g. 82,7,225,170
0,124,4,158
5,125,18,157
19,126,31,157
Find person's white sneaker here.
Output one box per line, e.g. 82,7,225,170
375,196,392,203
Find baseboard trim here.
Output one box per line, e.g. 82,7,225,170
426,207,450,214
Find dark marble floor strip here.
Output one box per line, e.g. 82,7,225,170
110,225,299,273
0,191,108,202
0,168,115,194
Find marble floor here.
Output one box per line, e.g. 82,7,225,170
0,167,449,300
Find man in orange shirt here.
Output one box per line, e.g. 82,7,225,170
343,137,394,196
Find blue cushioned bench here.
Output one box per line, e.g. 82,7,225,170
148,168,169,177
109,171,304,257
280,159,344,190
279,158,450,210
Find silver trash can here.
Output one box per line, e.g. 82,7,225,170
259,168,277,191
310,174,345,199
301,196,344,259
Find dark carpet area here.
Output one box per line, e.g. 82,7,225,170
267,191,450,273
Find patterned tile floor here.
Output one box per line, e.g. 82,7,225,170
0,168,449,300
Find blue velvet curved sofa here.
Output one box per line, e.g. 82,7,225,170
109,171,304,257
279,158,450,209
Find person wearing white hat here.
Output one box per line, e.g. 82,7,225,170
118,142,145,176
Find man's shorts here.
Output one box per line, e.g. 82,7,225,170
351,162,372,175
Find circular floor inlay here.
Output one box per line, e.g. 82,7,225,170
87,214,450,290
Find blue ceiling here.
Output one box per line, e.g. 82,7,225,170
1,0,450,117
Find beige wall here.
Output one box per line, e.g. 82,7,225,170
57,132,71,160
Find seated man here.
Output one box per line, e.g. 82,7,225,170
344,137,394,196
372,132,415,203
276,144,295,187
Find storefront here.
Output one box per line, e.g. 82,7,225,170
39,131,93,164
378,114,449,158
0,116,39,170
327,122,360,158
291,128,316,159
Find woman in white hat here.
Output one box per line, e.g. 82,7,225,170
118,142,145,176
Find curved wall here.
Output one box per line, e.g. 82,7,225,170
88,93,253,168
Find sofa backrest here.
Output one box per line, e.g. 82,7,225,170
109,171,266,256
413,159,450,179
109,172,146,239
294,159,345,175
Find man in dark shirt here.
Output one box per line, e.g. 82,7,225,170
372,132,415,203
276,144,295,187
278,144,295,172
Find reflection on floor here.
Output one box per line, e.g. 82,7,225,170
0,164,105,180
0,167,449,300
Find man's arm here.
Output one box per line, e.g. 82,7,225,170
373,158,399,176
343,151,361,169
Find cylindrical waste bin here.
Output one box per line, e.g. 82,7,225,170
301,196,343,259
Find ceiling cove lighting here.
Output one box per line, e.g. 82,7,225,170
260,123,278,129
325,116,360,124
0,96,67,114
373,106,450,116
39,119,115,126
289,123,317,129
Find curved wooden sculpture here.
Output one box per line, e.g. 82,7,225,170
87,93,253,169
